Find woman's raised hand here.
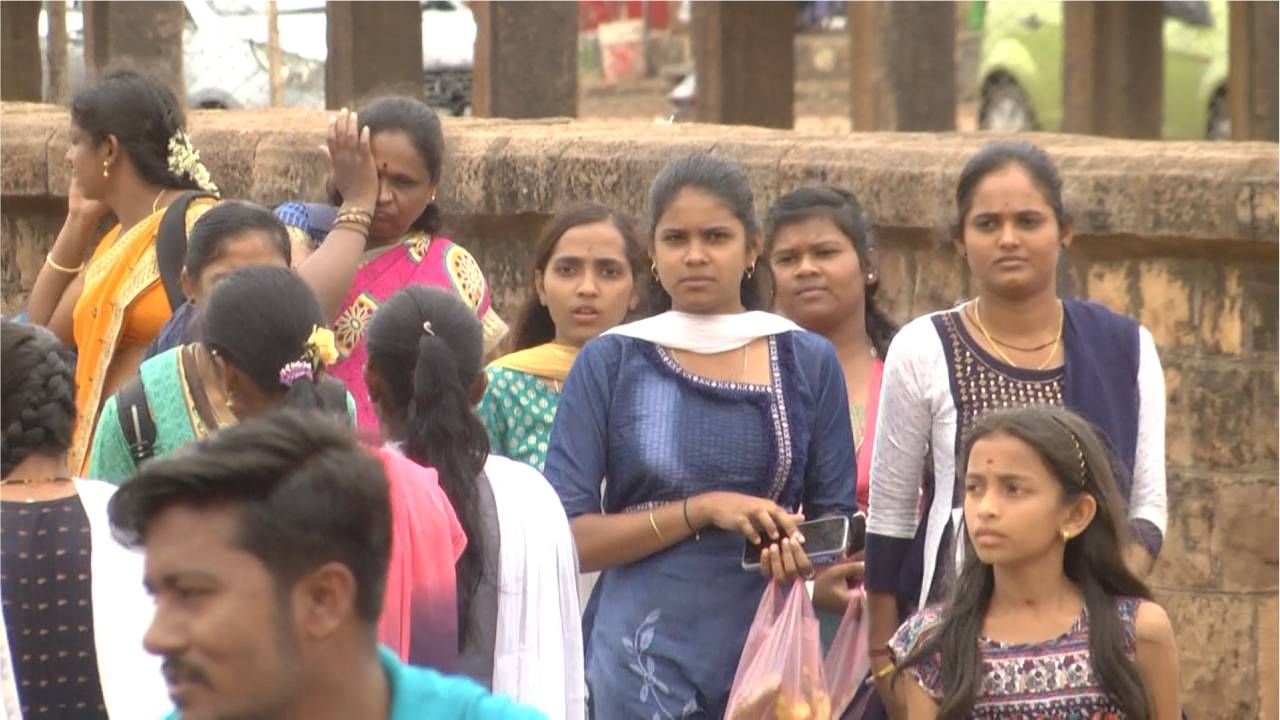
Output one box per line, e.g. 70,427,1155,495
324,108,379,212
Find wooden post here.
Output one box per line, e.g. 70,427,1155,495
267,0,282,107
847,1,955,131
472,1,578,119
1062,1,1162,138
691,1,794,128
45,0,68,103
1229,0,1279,141
325,1,424,110
1,1,42,102
82,1,185,100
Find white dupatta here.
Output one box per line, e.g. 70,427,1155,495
484,456,586,720
0,481,168,720
603,311,802,353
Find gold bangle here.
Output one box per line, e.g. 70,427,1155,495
334,214,372,229
648,511,667,544
45,252,84,274
331,221,370,236
872,662,895,681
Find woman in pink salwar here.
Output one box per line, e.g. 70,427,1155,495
278,97,507,433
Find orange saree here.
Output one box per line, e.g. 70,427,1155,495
69,200,214,474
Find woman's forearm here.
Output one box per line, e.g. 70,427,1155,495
571,500,702,573
27,217,98,341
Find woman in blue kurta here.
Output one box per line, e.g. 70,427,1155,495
544,153,857,719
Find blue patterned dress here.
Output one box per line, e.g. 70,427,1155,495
543,331,856,719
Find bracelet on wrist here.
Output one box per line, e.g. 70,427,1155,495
45,252,85,274
682,497,700,541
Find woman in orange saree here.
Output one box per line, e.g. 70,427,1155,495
25,71,219,474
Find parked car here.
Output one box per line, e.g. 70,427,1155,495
38,0,475,116
977,0,1230,139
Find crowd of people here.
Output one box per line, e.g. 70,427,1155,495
2,69,1183,719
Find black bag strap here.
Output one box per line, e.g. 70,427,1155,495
115,377,158,467
156,191,217,312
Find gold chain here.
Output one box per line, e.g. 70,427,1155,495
972,298,1063,371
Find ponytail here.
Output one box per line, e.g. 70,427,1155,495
365,286,491,651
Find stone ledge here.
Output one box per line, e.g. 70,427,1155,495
3,103,1276,243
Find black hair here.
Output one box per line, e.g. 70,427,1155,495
365,286,489,650
1,321,76,477
329,96,445,235
108,409,391,624
200,267,348,416
895,405,1152,719
69,70,204,192
764,186,898,357
185,200,291,280
646,152,766,312
510,203,649,351
954,140,1071,236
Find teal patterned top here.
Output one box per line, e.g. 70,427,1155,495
476,367,561,471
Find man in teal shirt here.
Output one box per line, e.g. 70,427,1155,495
108,410,543,720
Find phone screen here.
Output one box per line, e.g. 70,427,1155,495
741,515,849,569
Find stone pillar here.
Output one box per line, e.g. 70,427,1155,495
1229,0,1279,141
847,1,955,131
1,1,42,102
691,1,793,129
1062,1,1162,138
472,1,577,119
326,1,424,110
44,1,69,103
83,1,185,99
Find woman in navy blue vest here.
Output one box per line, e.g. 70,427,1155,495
863,140,1167,717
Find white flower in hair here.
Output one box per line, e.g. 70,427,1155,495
166,130,220,195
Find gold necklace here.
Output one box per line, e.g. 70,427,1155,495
972,298,1063,371
151,188,168,214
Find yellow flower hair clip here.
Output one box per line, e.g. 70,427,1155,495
305,325,340,367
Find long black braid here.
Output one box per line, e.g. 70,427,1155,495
2,321,77,477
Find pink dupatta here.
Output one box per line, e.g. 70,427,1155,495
373,446,467,672
855,359,884,512
330,233,507,435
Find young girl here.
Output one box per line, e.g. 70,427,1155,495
365,286,585,717
889,405,1180,719
478,202,647,471
543,153,855,718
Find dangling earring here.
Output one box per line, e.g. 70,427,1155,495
102,160,109,179
745,263,756,279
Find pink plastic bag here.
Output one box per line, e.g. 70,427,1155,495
823,582,872,719
726,579,832,720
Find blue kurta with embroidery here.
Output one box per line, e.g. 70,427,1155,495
543,331,856,719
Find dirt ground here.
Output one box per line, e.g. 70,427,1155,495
578,77,980,133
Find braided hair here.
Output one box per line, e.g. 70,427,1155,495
1,321,77,477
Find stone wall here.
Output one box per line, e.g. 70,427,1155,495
2,103,1277,717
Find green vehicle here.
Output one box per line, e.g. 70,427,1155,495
977,0,1230,139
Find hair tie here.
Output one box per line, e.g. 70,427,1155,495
423,321,435,336
278,360,313,387
1050,417,1089,487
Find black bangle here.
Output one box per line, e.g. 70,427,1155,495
683,497,700,541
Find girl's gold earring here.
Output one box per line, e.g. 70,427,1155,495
1061,529,1071,542
102,160,109,178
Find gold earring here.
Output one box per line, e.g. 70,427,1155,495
650,262,659,281
1061,529,1071,542
102,160,109,178
745,263,756,279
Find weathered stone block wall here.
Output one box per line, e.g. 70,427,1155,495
2,104,1276,718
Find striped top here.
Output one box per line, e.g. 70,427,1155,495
889,596,1141,719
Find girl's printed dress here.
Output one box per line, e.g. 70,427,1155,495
889,597,1142,719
